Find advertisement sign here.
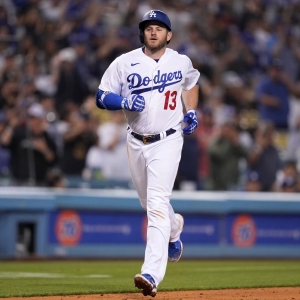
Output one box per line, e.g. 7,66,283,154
228,214,300,247
49,211,145,245
181,215,220,244
49,211,220,246
55,210,82,246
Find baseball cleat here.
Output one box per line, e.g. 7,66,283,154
168,239,183,262
168,214,184,262
134,273,157,297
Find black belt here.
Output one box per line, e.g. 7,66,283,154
130,128,176,144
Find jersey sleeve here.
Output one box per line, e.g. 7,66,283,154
182,57,200,91
98,57,122,95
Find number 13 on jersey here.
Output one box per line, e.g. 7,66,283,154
164,90,177,110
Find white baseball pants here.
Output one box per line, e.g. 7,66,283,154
126,130,183,286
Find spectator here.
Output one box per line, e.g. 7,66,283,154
208,87,236,129
207,121,248,191
221,71,248,113
271,28,300,82
244,171,262,192
0,76,19,109
39,0,66,22
20,5,44,44
0,48,21,87
86,110,131,181
95,27,133,77
273,160,298,192
59,108,97,176
39,94,64,158
280,177,298,193
52,47,89,114
248,121,281,191
176,134,200,191
45,167,66,188
0,50,20,111
70,33,98,92
0,103,57,185
221,26,255,79
256,58,290,129
195,107,218,189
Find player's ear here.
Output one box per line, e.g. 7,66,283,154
167,31,172,43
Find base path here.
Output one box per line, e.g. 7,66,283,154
6,287,300,300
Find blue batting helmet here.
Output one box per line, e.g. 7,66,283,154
138,10,172,44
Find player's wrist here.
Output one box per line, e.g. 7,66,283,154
122,95,145,112
121,98,128,110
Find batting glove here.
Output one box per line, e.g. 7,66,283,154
182,109,198,135
121,94,145,112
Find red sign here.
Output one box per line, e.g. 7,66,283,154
55,211,82,246
232,214,256,247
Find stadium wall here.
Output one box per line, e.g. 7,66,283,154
0,188,300,259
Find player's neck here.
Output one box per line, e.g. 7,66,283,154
144,46,166,60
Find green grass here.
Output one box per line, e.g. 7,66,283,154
0,260,299,297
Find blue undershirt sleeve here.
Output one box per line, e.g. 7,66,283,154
95,89,124,110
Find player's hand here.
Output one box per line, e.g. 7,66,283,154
121,95,145,112
182,109,198,135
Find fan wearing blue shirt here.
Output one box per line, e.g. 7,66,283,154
257,58,290,129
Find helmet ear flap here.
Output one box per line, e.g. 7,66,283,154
139,29,144,44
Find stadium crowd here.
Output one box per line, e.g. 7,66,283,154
0,0,300,192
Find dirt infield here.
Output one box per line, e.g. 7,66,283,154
5,287,300,300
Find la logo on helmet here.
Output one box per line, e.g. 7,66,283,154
149,10,156,17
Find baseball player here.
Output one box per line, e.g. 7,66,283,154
96,10,200,297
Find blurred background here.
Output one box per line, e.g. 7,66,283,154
0,0,300,260
1,0,300,193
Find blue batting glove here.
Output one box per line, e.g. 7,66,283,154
182,109,198,135
121,94,145,112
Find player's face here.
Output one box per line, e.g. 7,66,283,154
143,22,172,51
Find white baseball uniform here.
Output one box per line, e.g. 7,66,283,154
99,47,200,286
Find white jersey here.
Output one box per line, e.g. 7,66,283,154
99,47,200,134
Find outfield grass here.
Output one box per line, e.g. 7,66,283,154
0,260,299,297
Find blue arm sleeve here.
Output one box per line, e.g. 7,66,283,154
95,90,124,110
